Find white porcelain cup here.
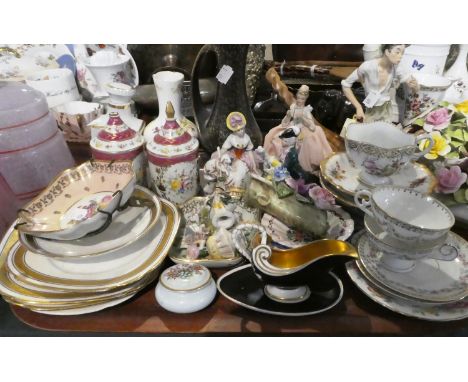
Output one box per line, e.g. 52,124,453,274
355,186,455,246
345,122,434,186
26,68,80,108
403,73,453,124
84,53,131,91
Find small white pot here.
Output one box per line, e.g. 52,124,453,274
155,264,216,314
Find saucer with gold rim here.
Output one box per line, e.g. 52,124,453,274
320,152,436,207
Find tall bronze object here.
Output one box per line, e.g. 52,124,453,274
191,44,263,153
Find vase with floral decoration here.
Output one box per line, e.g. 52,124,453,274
147,102,199,204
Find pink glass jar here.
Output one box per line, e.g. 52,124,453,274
0,172,20,239
0,83,75,202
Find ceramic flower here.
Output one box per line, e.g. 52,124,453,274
308,186,336,210
273,166,289,182
284,177,314,196
423,108,452,132
271,158,281,168
455,100,468,115
418,131,451,160
435,166,467,194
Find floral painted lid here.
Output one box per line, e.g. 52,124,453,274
90,112,144,153
146,102,199,161
159,264,211,292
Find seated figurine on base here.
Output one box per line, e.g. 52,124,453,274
264,85,333,177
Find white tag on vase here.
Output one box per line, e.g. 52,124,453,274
216,65,234,84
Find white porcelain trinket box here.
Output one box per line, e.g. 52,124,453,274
155,263,216,313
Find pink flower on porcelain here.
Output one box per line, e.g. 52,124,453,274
187,244,200,260
308,186,336,210
424,108,452,132
284,177,314,196
436,166,467,194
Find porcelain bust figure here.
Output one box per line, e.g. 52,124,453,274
342,44,419,123
264,85,333,174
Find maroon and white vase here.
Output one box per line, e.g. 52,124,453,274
90,112,146,184
147,102,199,204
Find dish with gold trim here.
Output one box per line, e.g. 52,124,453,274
0,199,180,305
217,264,343,317
16,160,136,241
319,152,436,206
18,186,161,258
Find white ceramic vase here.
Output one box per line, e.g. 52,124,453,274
443,44,468,104
143,71,197,143
399,44,451,75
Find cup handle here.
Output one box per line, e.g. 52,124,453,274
354,190,374,218
428,244,459,261
413,134,434,160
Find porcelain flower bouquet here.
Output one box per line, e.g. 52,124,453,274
416,100,468,205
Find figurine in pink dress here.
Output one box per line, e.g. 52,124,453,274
264,85,332,174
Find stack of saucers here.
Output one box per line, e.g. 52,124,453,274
0,160,180,315
348,185,468,321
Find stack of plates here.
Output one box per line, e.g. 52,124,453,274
347,231,468,321
0,186,180,315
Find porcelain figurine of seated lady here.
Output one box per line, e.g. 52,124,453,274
263,85,333,175
219,111,261,174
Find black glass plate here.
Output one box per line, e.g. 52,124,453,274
217,265,343,316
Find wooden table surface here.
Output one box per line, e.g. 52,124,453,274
10,264,468,335
9,143,468,335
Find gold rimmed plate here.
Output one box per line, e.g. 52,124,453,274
0,199,180,302
16,160,136,241
2,270,156,311
18,186,161,258
319,152,436,204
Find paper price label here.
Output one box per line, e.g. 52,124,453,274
216,65,234,84
362,91,380,108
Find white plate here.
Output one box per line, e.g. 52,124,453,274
73,44,138,99
1,269,149,306
0,199,180,301
320,152,436,206
0,44,76,81
30,293,136,316
20,186,161,258
347,261,468,322
358,232,468,303
170,253,244,268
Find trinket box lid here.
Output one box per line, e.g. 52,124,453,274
146,102,198,160
159,264,211,292
90,112,144,153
